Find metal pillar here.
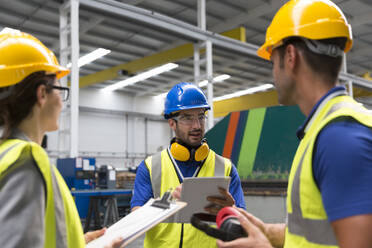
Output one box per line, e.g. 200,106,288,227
59,1,69,157
194,0,214,130
59,0,80,158
70,0,80,158
193,43,201,85
197,0,206,30
126,114,129,158
343,54,353,97
206,40,214,129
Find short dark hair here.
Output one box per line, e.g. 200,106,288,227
0,71,56,141
276,37,347,84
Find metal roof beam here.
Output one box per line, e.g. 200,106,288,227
339,72,372,90
351,12,372,27
136,53,272,97
210,0,283,33
78,0,372,90
78,26,246,87
79,0,258,56
170,0,225,23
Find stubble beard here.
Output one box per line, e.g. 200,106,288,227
175,129,204,147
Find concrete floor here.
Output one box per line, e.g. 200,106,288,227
124,195,286,247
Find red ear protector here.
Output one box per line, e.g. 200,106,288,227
191,207,248,241
170,138,209,162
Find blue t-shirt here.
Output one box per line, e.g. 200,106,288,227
297,86,372,222
131,153,246,210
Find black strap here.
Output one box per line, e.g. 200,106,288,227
191,213,247,241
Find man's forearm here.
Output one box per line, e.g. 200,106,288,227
265,223,286,248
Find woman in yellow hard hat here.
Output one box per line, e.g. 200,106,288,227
0,28,123,248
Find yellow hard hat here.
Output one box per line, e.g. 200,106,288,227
0,28,70,88
257,0,353,60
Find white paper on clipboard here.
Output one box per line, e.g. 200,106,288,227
86,197,186,248
170,176,230,223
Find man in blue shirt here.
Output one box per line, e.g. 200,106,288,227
217,1,372,248
131,82,245,248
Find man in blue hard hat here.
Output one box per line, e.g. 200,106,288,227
131,82,246,248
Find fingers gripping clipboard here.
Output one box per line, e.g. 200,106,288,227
86,192,187,248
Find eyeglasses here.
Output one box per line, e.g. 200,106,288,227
173,114,206,125
50,85,70,102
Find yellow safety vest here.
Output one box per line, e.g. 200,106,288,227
285,95,372,248
0,139,85,248
144,149,232,248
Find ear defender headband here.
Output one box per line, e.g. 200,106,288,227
191,207,248,241
170,138,209,162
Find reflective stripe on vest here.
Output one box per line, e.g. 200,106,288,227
214,154,226,176
0,142,22,163
150,152,162,198
53,166,86,247
0,140,85,248
287,99,372,246
51,164,68,248
150,150,226,198
288,144,337,245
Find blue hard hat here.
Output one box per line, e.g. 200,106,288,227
164,82,210,119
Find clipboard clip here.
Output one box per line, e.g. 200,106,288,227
152,191,172,209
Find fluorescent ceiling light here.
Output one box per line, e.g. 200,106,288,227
198,74,231,87
103,63,179,92
214,83,274,101
67,48,111,68
0,27,21,34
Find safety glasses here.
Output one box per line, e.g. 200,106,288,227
50,85,70,102
173,114,207,125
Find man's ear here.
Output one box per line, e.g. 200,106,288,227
168,119,176,131
36,84,48,106
285,44,299,71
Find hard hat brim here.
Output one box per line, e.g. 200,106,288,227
0,63,70,88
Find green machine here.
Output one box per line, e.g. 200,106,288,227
205,105,305,180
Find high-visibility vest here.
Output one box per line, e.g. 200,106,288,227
0,139,85,248
144,149,232,248
285,95,372,248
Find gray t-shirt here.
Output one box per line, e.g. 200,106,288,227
0,131,45,247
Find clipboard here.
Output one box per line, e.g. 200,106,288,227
86,192,187,248
166,177,230,223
